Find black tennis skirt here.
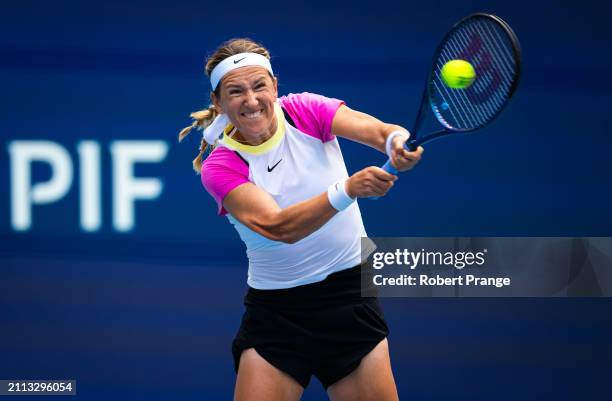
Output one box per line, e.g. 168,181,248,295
231,264,389,389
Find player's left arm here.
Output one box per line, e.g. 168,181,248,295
331,105,423,171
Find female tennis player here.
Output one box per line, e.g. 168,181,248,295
179,38,423,401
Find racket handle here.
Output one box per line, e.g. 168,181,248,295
381,159,398,174
370,160,396,200
370,139,418,200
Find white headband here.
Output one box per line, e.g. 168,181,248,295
210,52,273,91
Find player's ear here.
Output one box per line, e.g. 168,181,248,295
211,92,223,114
272,76,278,97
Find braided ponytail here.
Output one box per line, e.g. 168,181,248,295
177,104,218,174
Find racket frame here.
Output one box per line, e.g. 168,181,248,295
406,12,523,151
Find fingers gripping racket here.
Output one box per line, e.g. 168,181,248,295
382,13,521,175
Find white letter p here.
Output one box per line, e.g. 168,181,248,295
8,141,73,231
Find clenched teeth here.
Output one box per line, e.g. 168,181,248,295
243,110,262,119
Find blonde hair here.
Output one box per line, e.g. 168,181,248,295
178,38,272,174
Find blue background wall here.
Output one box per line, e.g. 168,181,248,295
1,0,611,400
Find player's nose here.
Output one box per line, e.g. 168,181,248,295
244,90,259,107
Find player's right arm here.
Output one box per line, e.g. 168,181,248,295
223,167,397,244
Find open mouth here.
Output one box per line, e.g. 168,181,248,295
241,109,263,119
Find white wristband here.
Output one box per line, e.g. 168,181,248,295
327,178,355,211
385,131,409,158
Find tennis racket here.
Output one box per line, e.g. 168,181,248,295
381,13,521,175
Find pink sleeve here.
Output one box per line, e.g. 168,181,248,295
201,146,250,216
278,92,345,142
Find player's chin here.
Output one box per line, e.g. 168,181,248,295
242,118,274,136
240,121,266,136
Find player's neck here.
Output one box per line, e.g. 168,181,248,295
234,122,277,146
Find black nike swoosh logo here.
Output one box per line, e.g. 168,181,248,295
233,57,247,64
267,159,282,172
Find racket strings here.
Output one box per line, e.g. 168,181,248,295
465,22,514,99
431,16,519,131
446,32,502,120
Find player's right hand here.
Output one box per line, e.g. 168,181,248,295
346,167,398,198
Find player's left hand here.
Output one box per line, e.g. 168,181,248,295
390,135,424,171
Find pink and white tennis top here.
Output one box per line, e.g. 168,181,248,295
201,92,372,289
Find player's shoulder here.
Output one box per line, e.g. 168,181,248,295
202,146,248,176
278,92,344,142
278,92,331,108
204,145,241,163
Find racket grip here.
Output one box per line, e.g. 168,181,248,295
370,160,397,200
381,159,398,174
370,139,417,200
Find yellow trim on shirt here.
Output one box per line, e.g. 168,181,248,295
222,103,285,155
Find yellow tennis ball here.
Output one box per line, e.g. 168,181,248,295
440,59,476,89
